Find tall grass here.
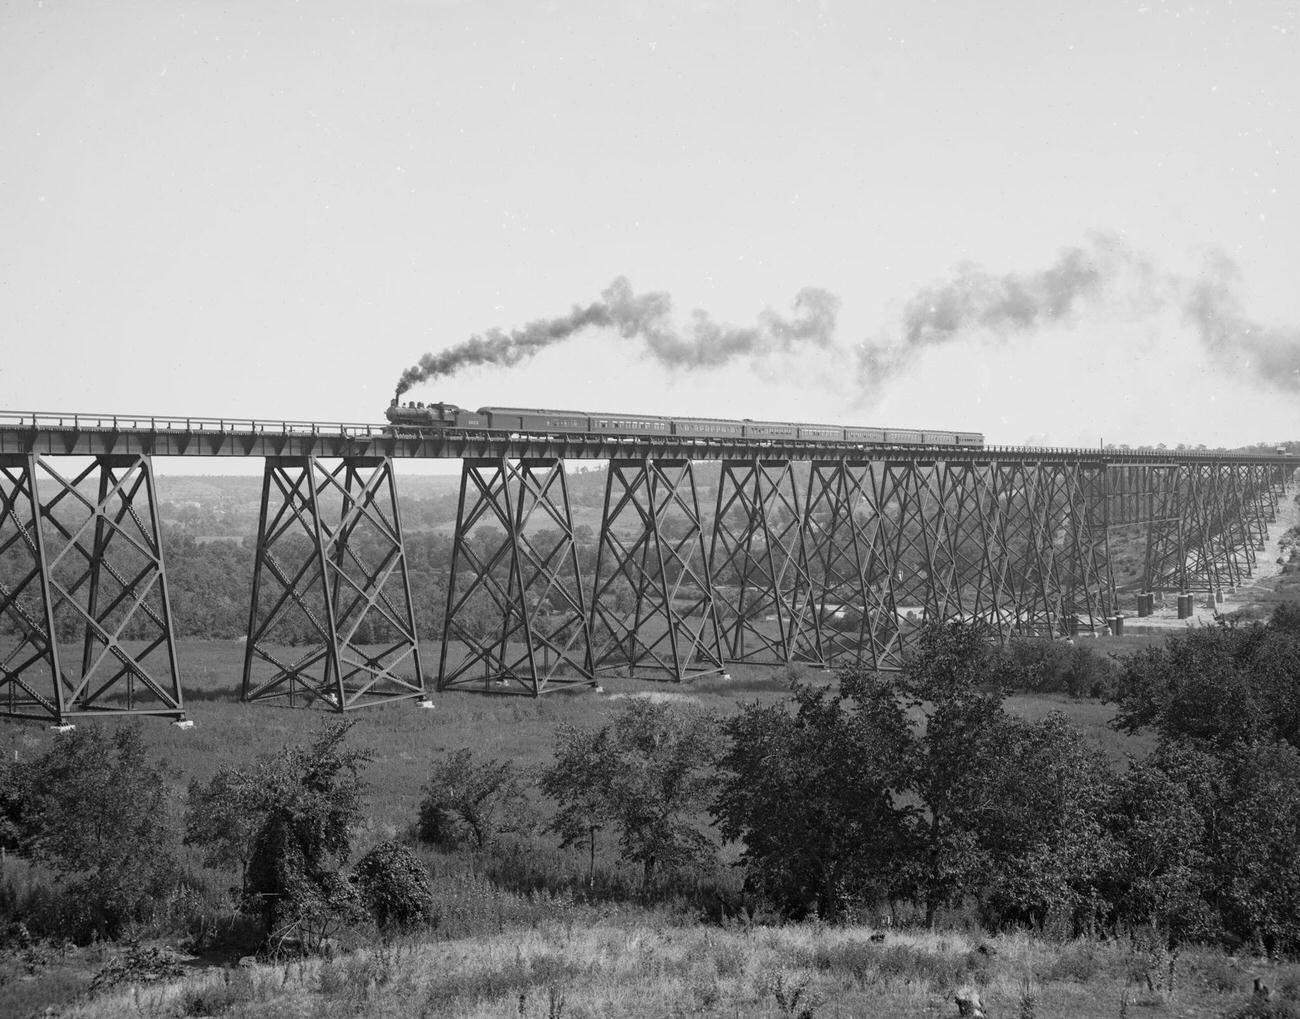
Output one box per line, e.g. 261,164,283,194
48,922,1300,1019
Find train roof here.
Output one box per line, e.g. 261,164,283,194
474,406,981,437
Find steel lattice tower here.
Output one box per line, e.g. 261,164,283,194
242,456,426,709
0,454,184,722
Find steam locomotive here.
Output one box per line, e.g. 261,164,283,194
386,398,984,449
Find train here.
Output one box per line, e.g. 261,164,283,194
386,398,985,449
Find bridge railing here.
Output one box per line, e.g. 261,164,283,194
0,409,390,439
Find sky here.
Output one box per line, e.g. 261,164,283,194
2,0,1298,476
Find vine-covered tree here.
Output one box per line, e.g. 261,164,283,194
185,721,372,950
353,840,438,936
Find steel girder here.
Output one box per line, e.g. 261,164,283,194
242,456,425,709
436,458,594,695
1143,462,1278,599
0,454,184,722
590,459,725,681
709,459,823,666
794,458,1115,669
428,456,1287,692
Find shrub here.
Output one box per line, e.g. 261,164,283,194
184,720,372,950
90,945,186,994
353,840,438,935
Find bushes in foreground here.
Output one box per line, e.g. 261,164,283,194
706,619,1300,953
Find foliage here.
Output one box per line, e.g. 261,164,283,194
540,699,720,885
977,712,1115,935
184,721,372,948
0,752,26,855
1100,747,1218,943
353,840,438,935
1271,603,1300,637
1109,625,1300,750
1213,741,1300,954
713,669,913,919
897,619,1009,703
15,726,177,941
715,622,1122,930
998,636,1118,698
184,767,263,890
90,944,186,994
537,723,611,885
417,748,528,850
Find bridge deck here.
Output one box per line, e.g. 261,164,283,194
2,411,1294,464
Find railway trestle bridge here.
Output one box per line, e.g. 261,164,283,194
1,410,1295,723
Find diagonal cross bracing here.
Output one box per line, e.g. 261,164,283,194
437,458,594,695
590,459,724,681
242,456,425,709
0,454,183,721
708,460,823,666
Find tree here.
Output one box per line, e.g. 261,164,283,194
185,721,372,949
897,621,1115,929
713,669,913,919
19,727,176,940
1213,742,1300,954
1100,746,1219,945
1110,626,1300,751
184,767,263,893
538,723,612,885
541,699,719,886
353,840,438,936
416,749,527,850
1269,603,1300,637
977,712,1116,934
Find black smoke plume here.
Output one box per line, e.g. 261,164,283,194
857,234,1135,395
1184,252,1300,393
395,278,839,395
856,235,1299,397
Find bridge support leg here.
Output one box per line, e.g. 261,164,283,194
0,454,184,722
1059,463,1115,633
803,460,904,670
242,456,426,709
709,459,823,667
436,458,594,695
590,459,724,681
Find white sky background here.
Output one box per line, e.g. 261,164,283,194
1,0,1298,476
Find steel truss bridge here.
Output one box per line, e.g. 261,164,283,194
0,410,1295,723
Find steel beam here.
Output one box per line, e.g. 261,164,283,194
708,459,823,666
0,454,184,722
242,457,425,709
590,459,724,681
436,458,594,695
